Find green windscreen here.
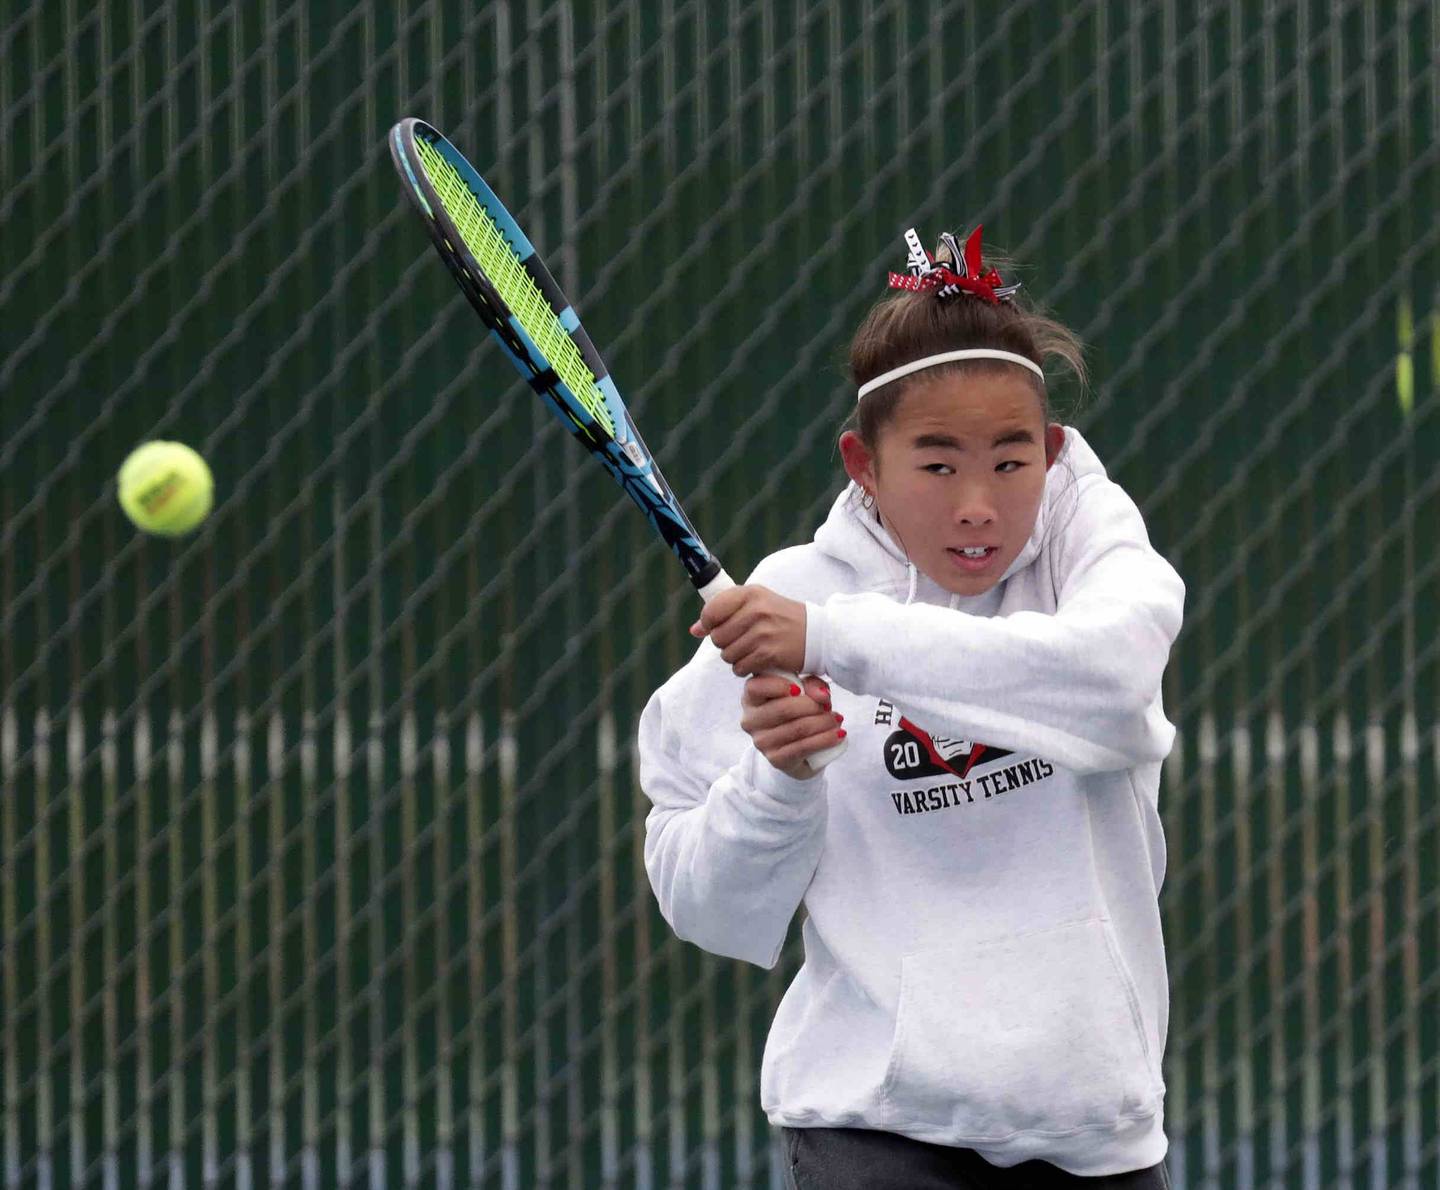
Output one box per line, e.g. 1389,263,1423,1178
414,135,614,438
8,6,1437,1186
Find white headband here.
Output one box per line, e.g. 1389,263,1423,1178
856,348,1044,401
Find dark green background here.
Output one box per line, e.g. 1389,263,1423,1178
2,2,1437,1185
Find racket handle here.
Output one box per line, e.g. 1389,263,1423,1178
695,568,848,774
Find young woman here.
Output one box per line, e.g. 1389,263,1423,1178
638,227,1184,1188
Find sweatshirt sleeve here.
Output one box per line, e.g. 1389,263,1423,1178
805,475,1185,775
637,655,829,969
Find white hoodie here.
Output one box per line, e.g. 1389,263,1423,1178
637,426,1186,1176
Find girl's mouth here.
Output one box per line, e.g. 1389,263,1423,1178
947,546,998,573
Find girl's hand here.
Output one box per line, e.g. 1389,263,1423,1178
689,584,807,677
739,674,844,780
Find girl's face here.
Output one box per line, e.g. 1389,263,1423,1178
839,371,1066,597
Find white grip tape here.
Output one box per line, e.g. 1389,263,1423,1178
697,568,847,773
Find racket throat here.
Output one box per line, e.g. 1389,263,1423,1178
694,563,730,600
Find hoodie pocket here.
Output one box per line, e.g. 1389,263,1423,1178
879,917,1161,1140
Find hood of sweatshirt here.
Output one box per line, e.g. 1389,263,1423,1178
809,425,1103,609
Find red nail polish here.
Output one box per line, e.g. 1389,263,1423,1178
836,728,847,740
833,713,844,724
790,684,801,696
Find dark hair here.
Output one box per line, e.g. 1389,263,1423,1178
842,237,1087,449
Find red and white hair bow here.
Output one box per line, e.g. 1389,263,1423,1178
886,226,1021,305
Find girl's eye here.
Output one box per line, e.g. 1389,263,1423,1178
922,461,1024,474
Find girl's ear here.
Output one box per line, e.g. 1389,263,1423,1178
839,430,878,493
1043,423,1066,469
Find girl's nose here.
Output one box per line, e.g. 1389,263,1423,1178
953,490,997,525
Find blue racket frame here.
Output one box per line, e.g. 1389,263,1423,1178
388,117,723,590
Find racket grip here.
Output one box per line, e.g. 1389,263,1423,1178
695,568,848,774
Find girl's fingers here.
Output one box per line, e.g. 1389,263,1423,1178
764,723,848,771
711,608,759,655
742,692,835,733
742,675,799,706
751,711,845,755
801,675,831,705
723,629,786,674
721,631,758,669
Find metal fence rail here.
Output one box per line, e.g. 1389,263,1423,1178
2,2,1438,1186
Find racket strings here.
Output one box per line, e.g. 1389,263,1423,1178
414,138,614,438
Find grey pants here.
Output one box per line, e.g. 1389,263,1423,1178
780,1127,1173,1190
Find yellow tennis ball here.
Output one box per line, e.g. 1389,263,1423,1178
117,441,214,536
1397,353,1415,419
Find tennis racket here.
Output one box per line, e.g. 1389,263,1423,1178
387,117,845,771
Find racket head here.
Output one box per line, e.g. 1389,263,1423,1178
388,117,721,588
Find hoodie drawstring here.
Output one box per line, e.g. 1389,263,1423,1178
904,561,960,610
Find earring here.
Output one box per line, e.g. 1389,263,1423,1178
860,488,876,510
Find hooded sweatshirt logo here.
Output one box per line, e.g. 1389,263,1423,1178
875,698,1055,815
884,714,1011,781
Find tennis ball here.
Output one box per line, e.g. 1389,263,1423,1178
1397,354,1415,420
117,441,214,536
1397,296,1415,420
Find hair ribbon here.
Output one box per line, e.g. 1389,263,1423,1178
886,225,1021,305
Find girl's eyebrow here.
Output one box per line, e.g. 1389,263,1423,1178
912,429,1036,450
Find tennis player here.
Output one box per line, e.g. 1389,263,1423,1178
638,227,1184,1188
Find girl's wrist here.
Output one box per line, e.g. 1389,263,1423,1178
802,601,829,676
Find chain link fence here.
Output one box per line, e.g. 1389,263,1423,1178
2,1,1438,1186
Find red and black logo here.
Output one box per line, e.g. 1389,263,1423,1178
883,715,1012,781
